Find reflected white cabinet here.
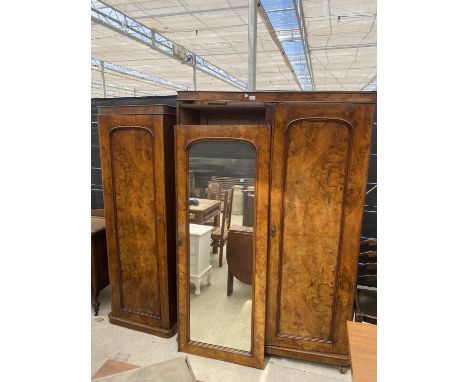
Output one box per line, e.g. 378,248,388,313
189,224,213,295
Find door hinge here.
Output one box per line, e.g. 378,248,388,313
177,237,183,246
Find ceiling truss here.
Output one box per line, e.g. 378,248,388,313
258,2,302,89
260,0,314,90
91,0,246,90
91,58,189,91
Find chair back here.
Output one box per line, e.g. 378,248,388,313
220,189,234,235
207,181,221,200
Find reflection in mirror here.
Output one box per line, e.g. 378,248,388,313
188,140,256,352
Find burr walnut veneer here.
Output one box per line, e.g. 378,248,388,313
176,91,376,368
98,105,177,337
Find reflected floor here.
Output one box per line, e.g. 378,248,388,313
189,214,252,352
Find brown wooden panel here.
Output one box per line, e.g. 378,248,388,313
266,101,375,363
110,127,160,318
278,119,351,341
99,107,177,337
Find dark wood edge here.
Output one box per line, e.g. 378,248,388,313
265,345,349,367
181,341,264,369
91,227,106,237
98,105,176,115
177,91,376,104
108,314,177,338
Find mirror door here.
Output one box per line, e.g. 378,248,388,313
176,124,270,368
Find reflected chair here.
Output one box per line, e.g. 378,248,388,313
205,181,222,228
207,181,221,201
211,189,233,267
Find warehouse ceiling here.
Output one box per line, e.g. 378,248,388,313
91,0,376,97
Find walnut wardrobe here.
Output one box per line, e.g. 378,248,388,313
175,91,376,369
98,105,177,337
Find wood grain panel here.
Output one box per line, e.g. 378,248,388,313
110,127,160,318
278,119,351,341
266,101,375,366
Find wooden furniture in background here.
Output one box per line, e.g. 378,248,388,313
92,208,105,217
347,321,377,382
205,181,221,226
188,170,196,197
242,189,255,227
177,91,376,369
207,181,221,201
91,214,109,315
355,239,377,324
189,224,214,295
211,189,234,267
226,225,253,295
210,176,255,200
98,105,177,337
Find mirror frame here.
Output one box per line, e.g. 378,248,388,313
175,124,270,369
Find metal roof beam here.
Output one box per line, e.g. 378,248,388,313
257,2,302,89
91,80,158,96
260,0,314,90
293,0,315,90
91,0,246,90
91,58,189,91
309,43,377,52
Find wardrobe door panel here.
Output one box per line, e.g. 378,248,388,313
266,102,375,364
110,127,161,319
176,124,270,369
278,119,351,341
98,107,177,337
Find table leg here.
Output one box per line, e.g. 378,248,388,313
194,279,201,296
91,238,100,315
92,295,100,316
227,269,233,296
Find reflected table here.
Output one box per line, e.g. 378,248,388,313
189,198,220,226
189,224,214,295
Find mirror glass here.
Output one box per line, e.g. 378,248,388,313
187,140,256,352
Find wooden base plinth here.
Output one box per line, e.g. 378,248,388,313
265,345,350,367
108,313,177,338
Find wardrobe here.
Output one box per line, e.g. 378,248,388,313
175,91,376,369
98,105,177,337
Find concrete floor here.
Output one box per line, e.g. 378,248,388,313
189,214,252,352
92,285,352,382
